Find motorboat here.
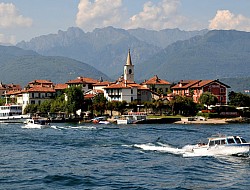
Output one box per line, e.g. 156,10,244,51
116,112,147,124
183,134,250,157
91,116,110,124
23,118,50,129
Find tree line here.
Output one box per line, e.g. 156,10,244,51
2,86,249,117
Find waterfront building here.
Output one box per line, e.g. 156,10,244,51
66,76,99,92
0,82,21,97
171,79,230,105
141,75,171,96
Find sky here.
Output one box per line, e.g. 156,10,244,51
1,0,250,44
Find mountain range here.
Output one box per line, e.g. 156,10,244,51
0,45,110,86
136,30,250,81
16,27,207,78
0,27,249,92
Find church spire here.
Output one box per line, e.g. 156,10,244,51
126,49,132,66
124,49,134,82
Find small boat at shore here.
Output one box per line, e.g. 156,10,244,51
183,134,250,157
91,116,110,124
22,118,50,129
116,112,147,124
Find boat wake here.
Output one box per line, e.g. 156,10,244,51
49,125,99,130
133,142,185,155
133,142,250,158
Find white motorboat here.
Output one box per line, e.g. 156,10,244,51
183,134,250,157
23,118,50,129
116,112,147,124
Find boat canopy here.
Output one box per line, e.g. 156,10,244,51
208,135,247,146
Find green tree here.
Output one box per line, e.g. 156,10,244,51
107,101,120,116
50,95,67,113
65,86,84,115
113,101,127,115
199,92,218,109
143,101,153,114
128,100,138,112
153,99,164,115
24,104,38,114
229,91,250,107
168,95,197,116
38,100,52,113
0,98,6,106
92,94,107,115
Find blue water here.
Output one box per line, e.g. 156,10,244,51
0,122,250,189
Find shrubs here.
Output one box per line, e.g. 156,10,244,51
197,112,219,118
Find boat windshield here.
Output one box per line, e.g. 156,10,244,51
227,138,235,144
241,138,247,143
234,137,241,144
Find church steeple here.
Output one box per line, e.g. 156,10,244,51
124,49,134,82
126,49,132,66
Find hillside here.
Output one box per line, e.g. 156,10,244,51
136,30,250,81
220,77,250,93
0,45,110,87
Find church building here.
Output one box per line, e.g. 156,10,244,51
103,50,151,103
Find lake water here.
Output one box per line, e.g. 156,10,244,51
0,122,250,189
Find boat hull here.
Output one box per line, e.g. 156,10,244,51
116,119,134,124
184,144,250,157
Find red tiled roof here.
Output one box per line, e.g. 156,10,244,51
172,79,230,90
23,86,55,93
141,75,171,85
5,90,22,95
29,79,53,84
191,80,214,88
171,80,200,89
55,83,68,90
93,81,111,86
104,81,149,90
66,76,99,84
191,80,230,88
105,83,131,89
0,84,22,90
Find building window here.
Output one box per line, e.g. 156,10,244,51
131,89,133,94
220,88,225,93
131,97,133,102
31,100,35,104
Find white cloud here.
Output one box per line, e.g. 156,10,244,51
0,3,32,28
0,33,16,44
76,0,123,31
126,0,187,30
209,10,250,31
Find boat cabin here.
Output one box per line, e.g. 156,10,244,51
208,135,247,147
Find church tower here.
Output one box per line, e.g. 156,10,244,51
123,49,134,82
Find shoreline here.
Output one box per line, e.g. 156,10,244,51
174,117,228,124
